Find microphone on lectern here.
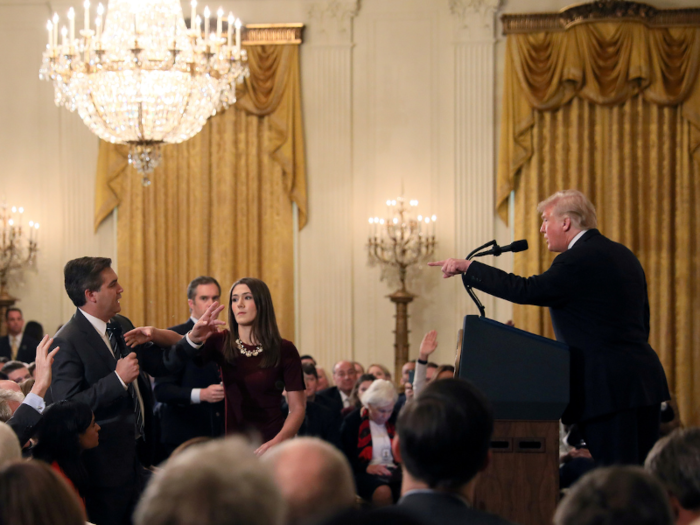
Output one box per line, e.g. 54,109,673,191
473,239,529,257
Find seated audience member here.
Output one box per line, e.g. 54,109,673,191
264,437,355,525
0,389,24,422
318,361,358,414
554,466,673,525
342,374,376,417
0,421,21,467
394,379,513,525
27,362,36,378
23,320,45,343
0,460,87,525
0,356,8,372
32,400,101,508
645,428,700,525
367,364,391,381
0,307,40,363
413,331,438,397
433,365,454,381
134,436,285,525
316,367,331,391
2,360,31,383
300,355,317,365
20,378,35,397
354,362,365,375
341,379,400,507
288,363,341,447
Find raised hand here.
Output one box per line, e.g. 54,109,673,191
427,258,471,278
190,302,226,344
116,353,140,384
124,326,154,347
31,335,60,398
419,330,438,361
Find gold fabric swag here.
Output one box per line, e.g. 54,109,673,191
498,20,700,426
93,44,306,340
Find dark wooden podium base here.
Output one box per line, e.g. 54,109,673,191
473,420,560,525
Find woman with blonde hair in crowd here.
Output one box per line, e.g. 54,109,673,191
342,374,376,417
367,364,391,381
340,379,400,507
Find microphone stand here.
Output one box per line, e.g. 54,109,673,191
464,240,497,318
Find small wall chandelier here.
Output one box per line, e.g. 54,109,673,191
39,0,249,185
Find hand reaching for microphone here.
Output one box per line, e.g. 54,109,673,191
116,353,140,384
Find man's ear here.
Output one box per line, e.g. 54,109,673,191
84,288,97,305
562,215,572,232
391,433,402,464
479,449,492,472
187,299,195,312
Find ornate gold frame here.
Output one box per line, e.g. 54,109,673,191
502,0,700,34
243,24,304,45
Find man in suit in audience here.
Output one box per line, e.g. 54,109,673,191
316,360,357,414
430,190,670,465
394,379,514,525
645,428,700,525
0,308,39,363
154,276,225,459
290,363,341,448
47,257,203,525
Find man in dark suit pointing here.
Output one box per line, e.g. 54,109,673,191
429,190,670,465
48,257,212,525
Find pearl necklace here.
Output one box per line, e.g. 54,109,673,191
236,338,263,357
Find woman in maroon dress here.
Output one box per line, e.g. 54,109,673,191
128,277,305,456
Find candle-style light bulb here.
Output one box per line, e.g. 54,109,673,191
235,17,241,53
84,1,90,31
61,25,68,48
52,13,59,47
431,215,437,221
216,8,223,40
190,0,197,31
67,8,75,42
46,21,53,48
227,12,234,45
203,6,210,38
96,3,104,40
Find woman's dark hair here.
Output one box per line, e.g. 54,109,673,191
348,374,377,408
223,278,282,368
0,461,86,525
23,321,44,342
31,400,93,497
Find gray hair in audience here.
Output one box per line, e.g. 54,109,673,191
263,437,355,525
554,466,674,525
645,427,700,511
134,436,285,525
537,190,598,230
361,379,397,408
0,422,21,467
0,390,24,422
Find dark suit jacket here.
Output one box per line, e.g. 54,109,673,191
281,399,341,448
47,309,197,488
154,319,224,446
7,402,42,447
463,229,670,423
0,334,40,363
316,386,344,414
398,491,515,525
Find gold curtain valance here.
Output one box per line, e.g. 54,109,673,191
94,41,307,230
497,21,700,222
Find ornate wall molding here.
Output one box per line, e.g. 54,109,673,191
306,0,360,45
243,24,305,45
450,0,500,41
502,1,700,34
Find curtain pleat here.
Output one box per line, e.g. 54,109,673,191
92,45,304,340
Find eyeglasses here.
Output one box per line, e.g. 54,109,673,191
334,371,357,378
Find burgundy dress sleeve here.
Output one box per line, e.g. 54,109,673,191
281,340,305,392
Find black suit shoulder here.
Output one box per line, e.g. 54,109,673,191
398,492,515,525
168,319,195,336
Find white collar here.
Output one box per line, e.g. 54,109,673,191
79,308,108,336
568,230,588,250
339,389,350,402
190,316,199,325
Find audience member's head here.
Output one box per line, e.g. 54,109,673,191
134,437,285,525
367,364,391,381
303,363,318,401
2,361,31,383
5,307,24,337
300,355,317,366
353,362,365,375
186,276,221,320
0,460,87,525
0,421,21,467
19,378,35,397
32,400,100,497
0,389,25,422
333,361,358,396
0,357,8,372
401,360,416,385
395,379,493,492
554,466,673,525
645,427,700,525
263,437,355,525
361,379,398,426
0,380,21,393
348,374,376,409
23,320,44,342
425,362,438,382
433,365,455,381
316,367,330,391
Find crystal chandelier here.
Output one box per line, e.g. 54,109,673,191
39,0,249,185
1,204,39,303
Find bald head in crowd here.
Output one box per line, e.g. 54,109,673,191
134,437,285,525
0,422,21,467
263,437,355,525
645,428,700,525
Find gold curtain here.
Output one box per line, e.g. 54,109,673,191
93,45,306,340
499,22,700,426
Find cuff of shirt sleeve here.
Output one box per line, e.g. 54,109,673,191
23,393,46,414
115,371,128,390
191,389,202,404
186,332,203,348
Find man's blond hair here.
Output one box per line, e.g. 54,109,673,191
537,190,597,230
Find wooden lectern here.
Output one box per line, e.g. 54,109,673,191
458,316,569,525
